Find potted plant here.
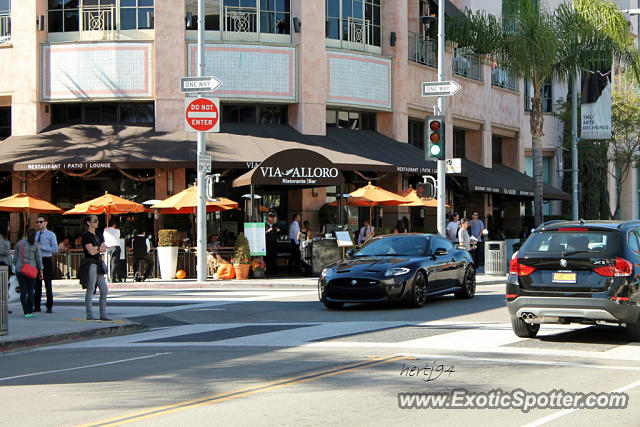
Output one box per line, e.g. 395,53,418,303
157,229,179,280
250,258,266,279
232,232,251,280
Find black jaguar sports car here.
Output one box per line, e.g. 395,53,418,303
318,234,476,309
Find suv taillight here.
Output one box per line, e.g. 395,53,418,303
594,257,633,277
509,257,535,276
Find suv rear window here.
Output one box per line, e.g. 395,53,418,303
520,230,621,256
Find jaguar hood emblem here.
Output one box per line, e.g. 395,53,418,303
351,279,357,285
560,259,567,268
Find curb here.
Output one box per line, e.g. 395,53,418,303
0,322,148,354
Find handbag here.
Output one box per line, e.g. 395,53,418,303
19,241,39,279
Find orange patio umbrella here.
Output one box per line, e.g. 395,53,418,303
63,191,146,220
345,182,410,225
150,185,239,214
0,192,63,234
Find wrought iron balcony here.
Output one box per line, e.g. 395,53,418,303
408,31,436,67
453,48,482,81
346,16,370,45
0,13,10,44
224,5,257,33
491,65,518,91
81,4,115,36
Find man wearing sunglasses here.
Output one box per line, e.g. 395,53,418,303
35,215,58,313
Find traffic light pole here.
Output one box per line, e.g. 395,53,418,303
436,0,446,236
196,0,207,282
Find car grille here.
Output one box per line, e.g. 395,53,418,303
330,278,380,288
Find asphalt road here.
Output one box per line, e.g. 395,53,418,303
2,284,640,426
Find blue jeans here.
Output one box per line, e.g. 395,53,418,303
85,263,108,318
17,272,36,315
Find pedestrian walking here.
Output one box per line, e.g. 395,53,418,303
447,212,460,243
0,218,12,314
103,217,122,282
132,230,154,281
13,228,43,318
458,218,472,251
34,215,58,313
288,213,301,274
78,214,112,321
265,213,280,275
469,212,485,267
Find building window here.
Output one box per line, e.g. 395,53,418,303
0,107,10,140
408,119,424,151
325,0,381,47
186,0,220,30
48,0,154,33
542,80,552,112
492,136,502,165
221,104,288,124
188,0,291,34
0,0,10,42
525,155,552,215
326,109,376,131
453,128,465,159
51,102,154,125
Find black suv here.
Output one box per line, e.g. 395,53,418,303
506,220,640,340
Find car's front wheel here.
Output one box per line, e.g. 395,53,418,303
455,265,476,299
408,271,428,308
511,316,540,338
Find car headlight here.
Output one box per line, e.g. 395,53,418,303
321,268,329,278
384,267,411,277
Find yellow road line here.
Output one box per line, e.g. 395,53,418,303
78,354,408,427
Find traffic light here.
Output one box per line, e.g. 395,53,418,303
425,115,445,161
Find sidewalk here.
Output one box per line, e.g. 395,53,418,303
1,273,507,354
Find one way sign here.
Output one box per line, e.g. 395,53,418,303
180,76,222,93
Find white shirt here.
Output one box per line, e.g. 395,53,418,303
358,226,374,244
458,227,471,250
446,221,459,242
103,226,121,248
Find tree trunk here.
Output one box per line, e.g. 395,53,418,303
530,88,545,227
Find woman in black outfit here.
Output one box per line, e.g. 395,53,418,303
79,215,112,321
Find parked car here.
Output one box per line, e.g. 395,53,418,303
318,234,476,309
506,220,640,340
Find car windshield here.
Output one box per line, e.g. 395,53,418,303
355,235,428,257
520,230,620,256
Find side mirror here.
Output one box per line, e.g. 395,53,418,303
346,249,355,257
433,248,448,256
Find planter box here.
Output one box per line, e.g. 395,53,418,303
157,246,179,280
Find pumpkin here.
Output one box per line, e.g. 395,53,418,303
176,269,187,279
217,263,235,280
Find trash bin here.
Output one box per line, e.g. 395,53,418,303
484,241,506,275
0,266,8,336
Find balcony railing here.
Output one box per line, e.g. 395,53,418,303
491,65,518,91
224,6,257,33
346,16,370,45
453,48,482,81
81,4,115,38
408,31,436,67
0,12,10,43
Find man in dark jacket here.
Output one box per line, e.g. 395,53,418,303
132,230,154,281
265,213,280,275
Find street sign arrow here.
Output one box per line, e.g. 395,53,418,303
180,76,222,93
421,81,462,97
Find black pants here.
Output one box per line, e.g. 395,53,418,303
265,244,277,275
134,254,154,279
35,256,53,311
288,240,301,273
107,246,121,281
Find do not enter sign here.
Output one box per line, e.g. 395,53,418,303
185,97,220,133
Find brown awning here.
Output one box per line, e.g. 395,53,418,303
0,125,196,171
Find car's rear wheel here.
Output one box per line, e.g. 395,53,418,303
626,317,640,341
323,301,344,310
408,271,428,308
511,316,540,338
455,265,476,299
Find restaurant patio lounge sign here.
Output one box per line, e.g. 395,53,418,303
235,149,345,187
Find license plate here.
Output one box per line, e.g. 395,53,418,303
552,271,576,283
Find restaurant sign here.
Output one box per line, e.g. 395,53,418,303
251,149,345,186
18,162,112,171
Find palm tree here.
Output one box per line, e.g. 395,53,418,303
448,0,638,225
